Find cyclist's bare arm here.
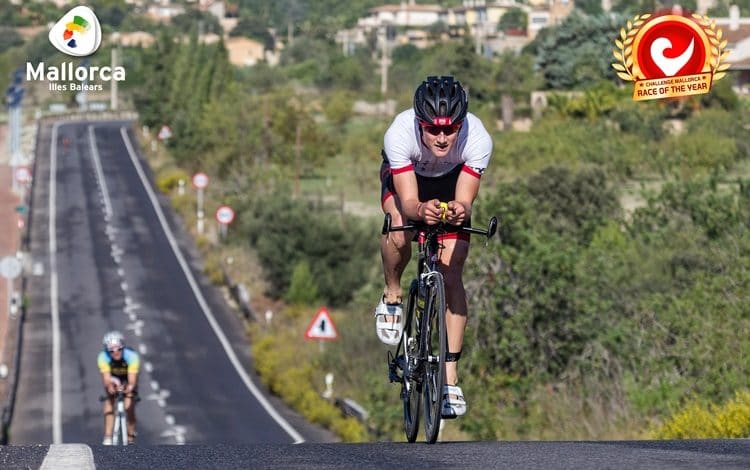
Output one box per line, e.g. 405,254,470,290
102,372,118,395
127,372,138,394
448,171,481,225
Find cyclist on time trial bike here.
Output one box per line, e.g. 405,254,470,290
375,75,493,418
98,330,140,445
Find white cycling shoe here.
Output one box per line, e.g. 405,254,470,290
441,384,467,419
374,297,403,346
102,436,113,446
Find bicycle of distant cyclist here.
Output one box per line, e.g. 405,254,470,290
384,209,497,443
100,389,139,445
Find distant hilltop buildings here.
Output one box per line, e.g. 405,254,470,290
337,0,576,56
9,0,750,79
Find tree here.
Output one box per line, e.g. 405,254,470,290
533,12,623,89
498,7,527,32
285,261,320,305
230,16,275,50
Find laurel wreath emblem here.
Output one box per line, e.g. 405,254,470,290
611,13,730,82
612,14,651,81
691,14,730,81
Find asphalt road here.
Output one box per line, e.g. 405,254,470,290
8,120,331,446
2,439,750,469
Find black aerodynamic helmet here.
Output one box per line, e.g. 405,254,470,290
413,76,468,126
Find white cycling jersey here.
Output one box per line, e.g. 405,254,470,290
383,109,492,178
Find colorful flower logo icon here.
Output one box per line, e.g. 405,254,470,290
49,6,102,57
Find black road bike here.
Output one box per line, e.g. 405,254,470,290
384,212,497,443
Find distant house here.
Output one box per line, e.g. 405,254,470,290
199,0,226,21
112,31,155,48
225,36,278,67
146,3,185,22
358,1,444,29
716,6,750,93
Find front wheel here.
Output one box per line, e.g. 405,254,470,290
401,281,420,443
422,272,446,444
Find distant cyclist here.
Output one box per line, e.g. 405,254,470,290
98,331,140,445
375,76,492,417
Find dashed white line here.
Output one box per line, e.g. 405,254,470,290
88,125,113,219
139,344,148,355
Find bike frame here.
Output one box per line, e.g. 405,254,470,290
112,391,128,446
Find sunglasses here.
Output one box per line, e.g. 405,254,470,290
419,121,462,136
108,347,123,353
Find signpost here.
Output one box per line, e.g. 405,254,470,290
192,172,209,234
14,166,31,185
215,205,235,241
157,125,172,141
0,256,22,319
305,307,338,351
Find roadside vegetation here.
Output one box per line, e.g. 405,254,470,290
3,0,750,442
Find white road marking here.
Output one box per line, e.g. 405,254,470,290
120,127,305,444
151,380,159,391
40,444,95,470
117,268,124,277
165,414,174,425
144,361,153,372
50,123,62,444
88,125,113,219
139,344,148,355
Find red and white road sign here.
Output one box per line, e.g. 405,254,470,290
158,125,172,141
304,307,338,341
192,172,209,189
15,166,32,184
215,205,235,225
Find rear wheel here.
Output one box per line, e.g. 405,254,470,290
422,272,446,444
401,281,420,443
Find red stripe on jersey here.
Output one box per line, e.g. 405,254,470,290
391,164,414,175
461,165,482,179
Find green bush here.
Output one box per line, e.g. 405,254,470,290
251,325,367,442
155,167,190,194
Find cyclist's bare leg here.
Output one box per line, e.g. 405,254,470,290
381,195,412,304
438,238,470,386
125,396,136,443
103,396,114,438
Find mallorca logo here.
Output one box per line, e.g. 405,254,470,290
612,11,730,101
48,6,101,57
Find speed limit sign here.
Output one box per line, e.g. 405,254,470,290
215,205,235,225
192,172,209,189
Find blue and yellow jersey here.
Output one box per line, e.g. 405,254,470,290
97,347,140,379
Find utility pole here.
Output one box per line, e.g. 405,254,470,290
379,26,389,97
110,36,119,111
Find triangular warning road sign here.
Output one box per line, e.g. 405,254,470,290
304,307,338,341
